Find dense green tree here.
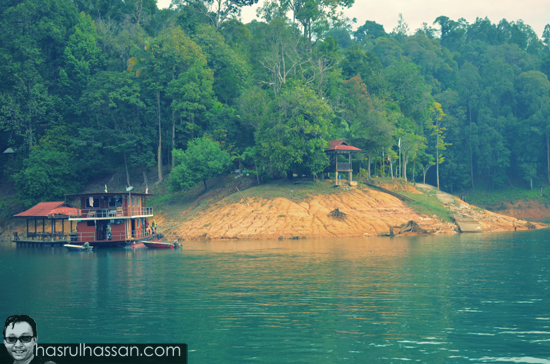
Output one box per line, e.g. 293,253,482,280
128,26,210,181
371,37,404,67
169,137,231,191
14,126,82,207
79,70,153,187
433,16,467,52
0,0,79,150
354,20,386,42
384,61,433,127
457,61,481,187
339,45,386,96
324,27,353,48
7,0,550,201
247,18,305,96
337,75,394,177
174,0,258,30
285,0,355,46
193,24,250,104
60,11,105,120
425,102,449,189
434,89,469,191
255,81,334,177
402,33,458,92
515,71,550,185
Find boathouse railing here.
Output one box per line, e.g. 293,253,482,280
68,207,153,220
24,232,70,241
69,227,160,242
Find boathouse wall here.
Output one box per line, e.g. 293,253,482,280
77,222,95,241
111,221,125,238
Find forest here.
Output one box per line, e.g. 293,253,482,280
2,0,550,207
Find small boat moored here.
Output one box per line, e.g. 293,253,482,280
143,236,181,249
64,242,93,251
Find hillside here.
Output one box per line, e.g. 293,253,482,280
151,177,546,241
2,174,546,242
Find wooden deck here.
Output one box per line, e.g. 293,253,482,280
14,239,69,247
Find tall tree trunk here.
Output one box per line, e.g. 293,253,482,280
436,132,440,190
367,155,371,180
157,90,163,183
171,69,176,170
254,160,260,185
469,106,474,188
203,179,208,192
141,162,148,187
28,81,33,150
171,107,175,169
124,151,131,187
28,109,33,150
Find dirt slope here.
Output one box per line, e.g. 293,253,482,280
156,185,545,241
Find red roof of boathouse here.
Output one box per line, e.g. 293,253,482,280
326,140,362,152
14,202,77,218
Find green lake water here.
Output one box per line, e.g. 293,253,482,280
1,231,549,363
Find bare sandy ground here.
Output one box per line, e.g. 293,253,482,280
157,186,546,241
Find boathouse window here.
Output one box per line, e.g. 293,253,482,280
108,196,121,207
85,197,100,208
87,221,95,226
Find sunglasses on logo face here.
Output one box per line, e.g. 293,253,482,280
4,336,34,344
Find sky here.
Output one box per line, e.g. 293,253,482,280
156,0,550,38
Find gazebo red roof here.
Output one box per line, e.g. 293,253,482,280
14,202,77,218
326,140,362,152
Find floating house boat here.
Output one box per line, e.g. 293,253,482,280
13,192,156,247
65,192,154,247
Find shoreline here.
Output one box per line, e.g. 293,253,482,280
156,186,548,242
2,180,548,243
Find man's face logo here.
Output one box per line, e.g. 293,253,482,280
4,322,36,362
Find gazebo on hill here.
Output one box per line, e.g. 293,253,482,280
13,201,77,246
324,140,362,185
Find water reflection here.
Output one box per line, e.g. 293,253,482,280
1,231,549,363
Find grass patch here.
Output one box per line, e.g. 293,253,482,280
466,186,550,207
223,178,345,203
148,193,182,206
400,191,453,222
